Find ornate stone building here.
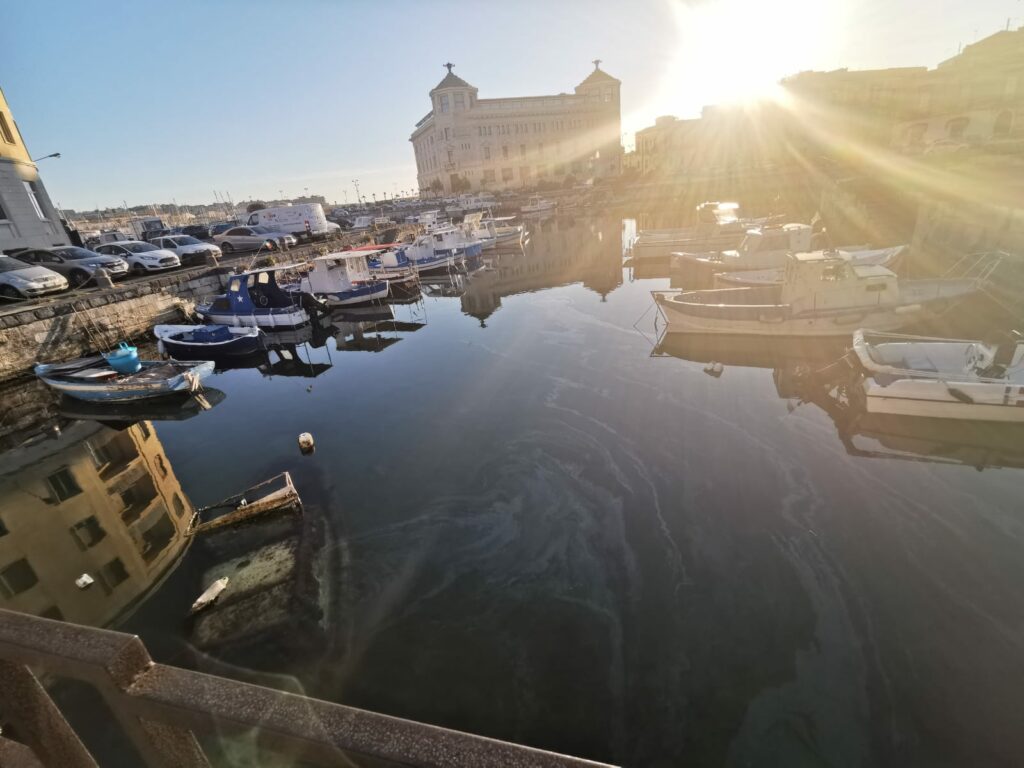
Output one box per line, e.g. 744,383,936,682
0,85,68,252
411,62,622,195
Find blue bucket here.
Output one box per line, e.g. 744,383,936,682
104,342,141,374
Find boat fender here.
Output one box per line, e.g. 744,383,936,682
298,432,315,455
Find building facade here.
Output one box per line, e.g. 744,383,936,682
411,63,622,195
890,25,1024,152
0,85,68,253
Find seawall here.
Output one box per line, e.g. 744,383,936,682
0,267,227,383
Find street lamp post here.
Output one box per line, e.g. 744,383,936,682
32,152,61,162
352,179,361,206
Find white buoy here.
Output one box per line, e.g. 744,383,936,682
298,432,315,454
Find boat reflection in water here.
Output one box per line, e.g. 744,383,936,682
653,333,1024,471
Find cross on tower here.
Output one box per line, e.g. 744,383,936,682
592,59,602,70
444,62,454,73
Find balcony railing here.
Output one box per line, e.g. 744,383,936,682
0,609,616,768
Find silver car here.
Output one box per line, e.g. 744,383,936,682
17,245,129,286
0,255,68,299
214,226,298,254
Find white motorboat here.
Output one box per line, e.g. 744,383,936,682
486,215,525,245
673,223,816,273
296,252,389,307
652,251,978,336
848,329,1024,421
521,196,556,214
713,245,907,288
632,201,774,261
460,212,497,250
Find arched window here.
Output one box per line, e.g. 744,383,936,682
993,110,1013,137
946,116,970,139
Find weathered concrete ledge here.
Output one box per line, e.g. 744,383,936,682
0,265,228,383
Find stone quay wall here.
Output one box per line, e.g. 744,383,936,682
0,268,227,383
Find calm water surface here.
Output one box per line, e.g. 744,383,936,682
2,215,1022,767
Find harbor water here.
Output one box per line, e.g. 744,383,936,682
2,214,1022,767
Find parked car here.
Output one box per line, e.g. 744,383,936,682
149,235,222,266
177,225,213,240
0,255,68,299
94,241,180,273
15,245,130,286
207,221,239,238
84,230,129,248
213,226,298,254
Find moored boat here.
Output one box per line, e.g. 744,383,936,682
652,251,978,336
35,357,215,402
365,247,419,285
632,201,774,261
296,252,389,307
460,212,497,250
399,234,455,274
847,329,1024,421
196,265,312,328
712,245,907,288
154,324,264,359
521,195,556,214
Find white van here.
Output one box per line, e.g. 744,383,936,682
246,204,340,240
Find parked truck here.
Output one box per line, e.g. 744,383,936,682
245,204,340,241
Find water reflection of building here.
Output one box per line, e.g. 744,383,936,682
0,420,193,626
460,216,625,324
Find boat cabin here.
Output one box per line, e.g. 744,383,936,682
303,252,374,294
431,226,465,254
737,223,812,257
213,266,303,313
372,247,408,269
781,253,898,313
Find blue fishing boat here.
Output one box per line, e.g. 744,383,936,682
154,324,264,359
364,247,419,285
398,234,454,274
195,264,314,328
35,357,215,402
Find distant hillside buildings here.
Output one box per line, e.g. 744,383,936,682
0,86,68,253
633,25,1024,180
411,63,622,195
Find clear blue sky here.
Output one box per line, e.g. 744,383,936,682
1,0,1019,210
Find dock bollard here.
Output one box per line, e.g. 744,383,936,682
298,432,315,455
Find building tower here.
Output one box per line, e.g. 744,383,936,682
573,60,623,177
429,63,478,192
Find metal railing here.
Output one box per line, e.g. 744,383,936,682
0,609,616,768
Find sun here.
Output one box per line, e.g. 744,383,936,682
648,0,844,117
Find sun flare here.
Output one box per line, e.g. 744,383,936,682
647,0,845,119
